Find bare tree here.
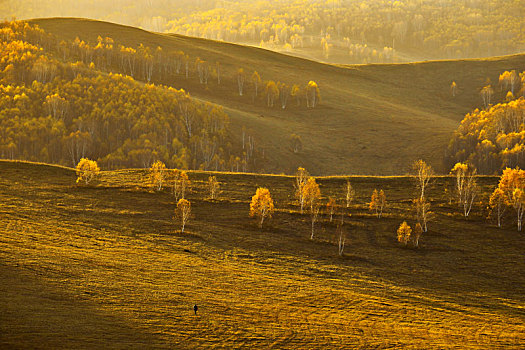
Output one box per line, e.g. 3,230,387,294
294,167,309,213
481,85,494,109
345,180,355,208
237,68,246,96
412,159,433,200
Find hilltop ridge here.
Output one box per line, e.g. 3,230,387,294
21,18,525,174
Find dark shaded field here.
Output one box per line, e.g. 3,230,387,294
0,161,524,348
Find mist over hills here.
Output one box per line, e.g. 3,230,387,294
24,18,525,175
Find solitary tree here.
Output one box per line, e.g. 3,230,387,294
237,68,246,96
250,187,275,228
345,180,355,208
337,216,346,256
295,167,309,213
207,175,220,199
326,197,336,222
369,189,386,218
397,221,412,246
149,160,167,191
176,198,191,233
290,134,302,153
303,177,321,239
76,158,100,185
450,81,457,97
251,71,261,99
413,197,431,232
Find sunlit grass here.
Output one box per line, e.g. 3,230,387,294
0,160,524,348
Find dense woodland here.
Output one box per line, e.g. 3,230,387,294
4,0,525,63
447,71,525,174
0,21,270,171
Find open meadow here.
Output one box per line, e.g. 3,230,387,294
1,160,524,348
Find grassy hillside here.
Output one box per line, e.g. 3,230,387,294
30,18,525,175
1,160,524,348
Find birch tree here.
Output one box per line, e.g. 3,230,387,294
294,167,309,213
369,189,386,218
149,160,167,191
250,187,275,228
303,177,321,239
397,221,411,246
489,187,507,228
345,180,355,208
413,159,433,200
237,68,246,96
450,162,477,217
75,158,100,185
176,198,191,233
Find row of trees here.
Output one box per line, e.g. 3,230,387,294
0,20,321,111
236,69,320,109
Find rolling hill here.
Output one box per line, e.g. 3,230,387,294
29,18,525,175
0,160,524,348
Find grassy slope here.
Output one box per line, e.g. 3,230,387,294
30,18,525,175
1,160,524,348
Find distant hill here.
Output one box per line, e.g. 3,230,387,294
27,18,525,174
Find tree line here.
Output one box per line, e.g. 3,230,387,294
447,70,525,174
5,1,522,63
0,20,264,171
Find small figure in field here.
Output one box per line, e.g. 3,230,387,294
193,304,198,316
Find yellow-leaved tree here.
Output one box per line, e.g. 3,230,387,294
76,158,100,185
303,177,321,239
450,162,478,217
207,175,220,200
305,80,320,108
176,198,191,233
250,187,275,228
412,223,423,248
294,167,309,213
397,221,411,246
369,189,386,218
413,159,433,200
488,187,507,228
326,197,336,222
345,180,355,208
413,197,432,232
170,170,191,201
497,167,525,231
149,160,167,191
450,81,457,97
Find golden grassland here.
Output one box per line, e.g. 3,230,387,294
0,160,524,349
30,18,525,175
